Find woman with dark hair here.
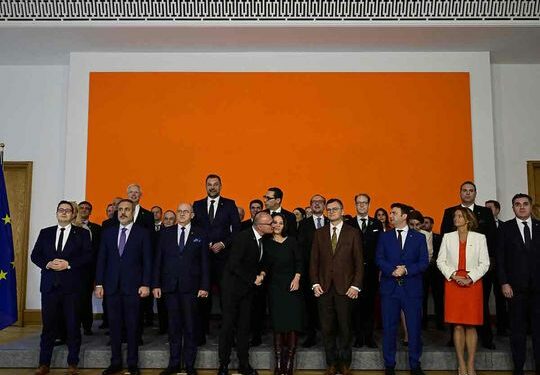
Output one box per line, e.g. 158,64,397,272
292,207,306,229
437,207,490,375
375,208,392,232
264,213,304,375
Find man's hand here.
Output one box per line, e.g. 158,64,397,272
153,288,161,299
255,274,264,286
210,242,225,254
346,287,359,299
502,283,513,299
94,286,104,299
139,286,150,298
55,259,69,271
392,266,406,278
313,284,324,297
198,290,209,298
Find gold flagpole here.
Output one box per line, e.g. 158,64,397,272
0,143,4,170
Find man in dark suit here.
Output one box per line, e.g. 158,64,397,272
297,194,328,347
31,200,92,375
77,200,102,336
263,187,298,237
218,212,273,375
152,205,164,232
346,193,382,348
310,198,363,375
420,216,444,330
193,174,241,343
151,205,168,334
376,203,429,375
163,210,177,228
497,193,540,375
440,181,498,349
486,199,509,336
95,199,152,375
153,203,210,375
101,197,122,229
241,199,263,231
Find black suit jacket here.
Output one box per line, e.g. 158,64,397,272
497,218,540,291
298,216,329,283
192,196,241,261
135,205,155,230
440,204,497,256
30,225,92,293
241,219,253,231
153,225,210,294
222,228,267,296
432,232,443,262
346,216,382,265
86,221,102,259
265,208,298,237
96,223,153,295
102,213,119,229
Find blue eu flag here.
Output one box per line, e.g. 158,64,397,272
0,161,17,330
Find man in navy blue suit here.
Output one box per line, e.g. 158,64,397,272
153,202,210,375
192,174,241,343
376,203,429,375
95,199,152,375
31,200,92,375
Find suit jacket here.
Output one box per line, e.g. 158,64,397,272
222,228,266,296
135,205,155,231
436,231,490,282
310,222,364,295
496,218,540,291
30,225,92,293
192,196,241,261
96,223,152,295
376,228,429,298
241,219,253,231
440,204,497,256
87,221,102,260
152,224,210,294
298,216,330,282
265,208,298,237
102,213,119,229
432,232,443,261
346,216,383,265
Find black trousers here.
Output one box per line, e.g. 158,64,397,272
318,286,353,368
494,274,510,333
353,264,378,340
219,287,254,367
107,294,141,368
509,288,540,373
422,263,444,328
80,270,95,331
301,278,319,338
478,269,495,345
250,283,267,340
166,291,198,369
199,258,226,340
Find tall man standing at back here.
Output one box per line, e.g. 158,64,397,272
193,174,241,343
31,201,92,375
95,199,152,375
440,181,497,349
263,187,298,237
310,198,363,375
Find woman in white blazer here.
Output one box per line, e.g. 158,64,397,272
437,207,490,375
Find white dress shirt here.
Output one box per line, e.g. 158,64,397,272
517,217,533,243
395,225,409,249
177,223,191,246
313,214,324,229
55,224,72,251
270,206,282,215
330,220,344,240
207,196,221,215
134,204,140,223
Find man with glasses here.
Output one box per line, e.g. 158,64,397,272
310,198,363,375
346,193,382,348
31,201,92,375
263,187,298,237
218,212,274,375
298,194,328,347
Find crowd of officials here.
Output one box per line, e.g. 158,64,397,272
30,175,540,375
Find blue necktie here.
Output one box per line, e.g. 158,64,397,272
316,217,322,229
119,227,127,256
179,227,186,253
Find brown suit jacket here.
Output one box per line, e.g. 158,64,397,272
310,222,364,295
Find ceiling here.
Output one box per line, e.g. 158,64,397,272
1,25,539,65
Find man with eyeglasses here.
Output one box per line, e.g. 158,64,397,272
310,198,363,375
263,187,298,237
497,193,540,375
31,200,92,375
218,212,273,375
297,194,329,347
346,193,382,348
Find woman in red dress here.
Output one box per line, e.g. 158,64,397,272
437,207,490,375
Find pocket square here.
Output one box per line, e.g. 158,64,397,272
193,238,202,243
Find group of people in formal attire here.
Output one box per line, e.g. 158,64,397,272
30,175,540,375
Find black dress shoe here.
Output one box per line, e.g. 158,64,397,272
102,365,122,375
238,365,258,375
302,335,316,348
353,337,364,348
250,336,262,347
410,367,425,375
217,364,229,375
365,337,378,348
483,341,496,350
160,367,181,375
385,368,396,375
127,366,140,375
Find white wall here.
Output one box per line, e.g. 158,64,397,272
491,64,540,220
0,65,69,309
1,61,538,311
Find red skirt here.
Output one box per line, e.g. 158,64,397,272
444,270,483,325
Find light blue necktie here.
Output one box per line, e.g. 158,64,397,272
119,227,127,256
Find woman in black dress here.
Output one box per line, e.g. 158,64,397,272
265,213,304,375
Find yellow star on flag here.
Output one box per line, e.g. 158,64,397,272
0,270,7,280
2,214,10,225
11,261,15,269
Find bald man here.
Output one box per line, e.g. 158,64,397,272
153,203,210,375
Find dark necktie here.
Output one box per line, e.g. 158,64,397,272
209,200,215,223
331,227,338,254
179,226,186,253
523,221,532,250
397,229,404,251
361,218,367,233
119,227,127,256
57,227,65,253
258,238,263,261
316,217,322,229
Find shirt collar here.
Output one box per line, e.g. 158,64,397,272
516,216,532,226
178,222,191,232
330,220,344,231
271,206,282,214
461,203,475,212
252,227,263,241
120,222,134,231
395,225,409,235
207,196,220,205
58,223,72,230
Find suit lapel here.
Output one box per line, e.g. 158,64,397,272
511,219,527,250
